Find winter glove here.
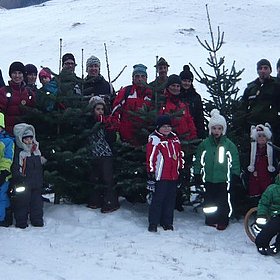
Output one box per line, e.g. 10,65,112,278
147,180,156,192
0,170,11,186
147,173,156,192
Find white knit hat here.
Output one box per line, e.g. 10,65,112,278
247,123,275,173
208,109,227,135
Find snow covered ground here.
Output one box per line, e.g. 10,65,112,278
1,0,280,279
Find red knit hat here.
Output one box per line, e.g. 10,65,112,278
39,68,51,81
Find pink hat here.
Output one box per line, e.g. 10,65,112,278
39,68,51,81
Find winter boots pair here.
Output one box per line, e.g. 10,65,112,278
87,189,120,213
148,224,174,232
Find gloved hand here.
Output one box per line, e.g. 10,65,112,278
0,170,10,186
147,180,156,192
147,173,156,192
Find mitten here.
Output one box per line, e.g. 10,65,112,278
0,170,10,186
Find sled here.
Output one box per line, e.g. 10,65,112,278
244,207,258,243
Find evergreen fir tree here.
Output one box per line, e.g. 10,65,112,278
189,4,248,216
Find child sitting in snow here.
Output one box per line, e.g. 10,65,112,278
247,123,276,208
11,123,45,229
193,109,240,230
146,114,184,232
255,171,280,256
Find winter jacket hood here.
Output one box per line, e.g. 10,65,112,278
13,123,39,151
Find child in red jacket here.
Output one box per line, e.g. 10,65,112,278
146,115,184,232
247,123,276,207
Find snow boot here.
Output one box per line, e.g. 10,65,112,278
148,224,157,232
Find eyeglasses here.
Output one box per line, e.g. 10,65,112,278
64,62,76,66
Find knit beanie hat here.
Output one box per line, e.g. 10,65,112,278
89,96,105,109
39,68,52,81
165,74,181,88
276,58,280,69
0,112,5,128
208,109,227,135
9,61,25,77
248,123,275,173
132,64,147,77
86,56,101,68
257,59,271,70
154,57,169,67
25,64,38,75
62,53,75,64
179,65,194,81
156,114,172,130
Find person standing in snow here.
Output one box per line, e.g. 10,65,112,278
24,63,38,96
193,109,240,230
149,57,169,97
57,53,83,99
111,64,152,146
83,55,115,112
246,123,276,208
255,172,280,256
11,123,45,228
37,68,59,112
240,59,280,147
0,62,36,135
0,113,14,227
146,115,184,232
87,96,119,213
179,65,205,139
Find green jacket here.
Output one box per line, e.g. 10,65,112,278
257,175,280,218
193,135,240,183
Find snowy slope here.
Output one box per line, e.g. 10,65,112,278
1,0,280,279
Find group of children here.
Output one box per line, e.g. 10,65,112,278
148,109,280,256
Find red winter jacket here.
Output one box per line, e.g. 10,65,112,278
0,81,36,135
160,89,197,141
248,145,274,197
146,130,184,181
112,84,152,145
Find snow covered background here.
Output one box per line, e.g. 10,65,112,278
1,0,280,279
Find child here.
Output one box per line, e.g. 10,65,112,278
0,112,14,227
247,123,276,207
255,173,280,256
193,109,240,230
87,96,119,213
146,114,184,232
37,68,59,112
11,123,44,228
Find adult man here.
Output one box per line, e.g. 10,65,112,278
58,53,82,98
83,55,115,110
149,57,169,97
112,64,152,146
240,58,280,146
